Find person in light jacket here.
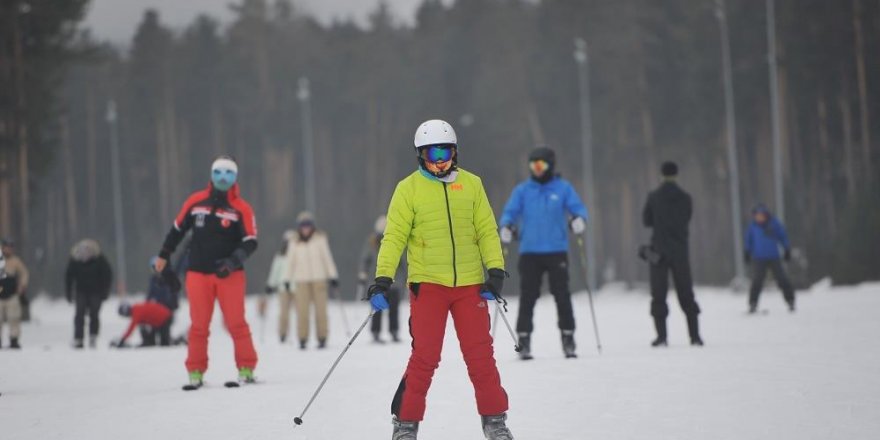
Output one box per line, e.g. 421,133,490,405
265,233,294,342
285,211,339,349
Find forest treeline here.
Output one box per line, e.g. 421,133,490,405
1,0,878,296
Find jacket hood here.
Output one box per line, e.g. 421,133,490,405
71,239,102,262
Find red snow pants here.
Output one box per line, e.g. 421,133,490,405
185,271,258,373
392,283,508,421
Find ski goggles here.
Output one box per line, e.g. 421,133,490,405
529,159,549,175
420,144,455,163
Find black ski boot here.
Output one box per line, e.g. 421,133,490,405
482,413,514,440
687,314,703,346
392,416,419,440
9,337,20,349
299,340,307,350
318,338,327,349
73,339,84,349
561,330,577,358
517,333,533,360
651,317,668,347
787,300,796,312
748,303,758,314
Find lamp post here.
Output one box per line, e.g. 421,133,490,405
766,0,784,221
297,77,316,215
106,100,127,296
715,0,746,284
574,37,598,292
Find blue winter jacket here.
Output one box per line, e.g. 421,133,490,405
745,216,790,261
499,176,588,254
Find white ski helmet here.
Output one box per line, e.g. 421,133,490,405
414,119,457,150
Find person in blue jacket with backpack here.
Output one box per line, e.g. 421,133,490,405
499,146,588,360
745,204,795,313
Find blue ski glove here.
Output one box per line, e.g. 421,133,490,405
365,276,393,312
480,291,497,301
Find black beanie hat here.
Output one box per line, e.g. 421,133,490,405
661,161,678,177
529,146,556,165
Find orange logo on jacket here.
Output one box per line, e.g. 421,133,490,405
449,183,464,191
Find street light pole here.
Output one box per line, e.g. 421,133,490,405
574,37,598,292
106,100,127,296
766,0,784,221
298,77,316,215
715,0,746,284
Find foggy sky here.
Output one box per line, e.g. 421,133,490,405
84,0,433,44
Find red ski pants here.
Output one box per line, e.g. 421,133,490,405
392,283,508,421
185,271,258,373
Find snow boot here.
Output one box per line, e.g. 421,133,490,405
88,336,97,349
391,331,400,343
391,416,419,440
9,337,20,349
517,333,533,360
687,314,703,346
481,413,514,440
73,339,84,349
238,367,256,384
188,370,204,388
561,330,577,358
280,334,287,343
651,317,667,347
787,300,796,312
748,302,758,314
318,338,327,349
299,340,307,350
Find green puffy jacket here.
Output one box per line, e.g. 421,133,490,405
376,168,505,287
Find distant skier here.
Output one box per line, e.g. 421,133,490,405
284,211,339,350
263,234,292,342
744,204,795,313
111,301,173,348
140,257,181,346
65,239,113,349
642,162,703,347
154,156,259,389
499,146,588,360
367,119,514,439
358,214,403,344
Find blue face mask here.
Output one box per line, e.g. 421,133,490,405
212,168,237,191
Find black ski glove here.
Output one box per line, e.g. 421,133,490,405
482,268,508,298
783,249,791,262
365,277,393,311
215,256,242,279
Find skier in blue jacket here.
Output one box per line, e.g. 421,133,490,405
745,204,795,312
499,146,588,360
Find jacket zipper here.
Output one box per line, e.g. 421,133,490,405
443,182,458,287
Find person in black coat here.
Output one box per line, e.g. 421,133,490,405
642,162,703,347
65,239,113,349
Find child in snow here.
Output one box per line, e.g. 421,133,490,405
111,302,173,348
745,204,795,312
366,119,514,440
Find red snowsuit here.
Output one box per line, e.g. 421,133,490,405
160,183,258,373
119,302,172,343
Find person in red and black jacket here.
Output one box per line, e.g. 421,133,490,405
153,156,259,387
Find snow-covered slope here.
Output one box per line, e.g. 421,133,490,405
1,282,878,439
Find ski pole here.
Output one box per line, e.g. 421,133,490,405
333,285,352,337
492,244,510,339
293,310,375,428
487,293,521,353
576,236,603,354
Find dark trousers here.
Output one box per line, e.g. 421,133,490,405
139,317,173,347
371,287,400,335
74,293,104,340
649,252,700,322
749,259,795,306
515,253,575,334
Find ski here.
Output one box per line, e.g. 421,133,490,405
182,383,202,391
224,381,240,388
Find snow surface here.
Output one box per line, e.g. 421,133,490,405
1,282,879,440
